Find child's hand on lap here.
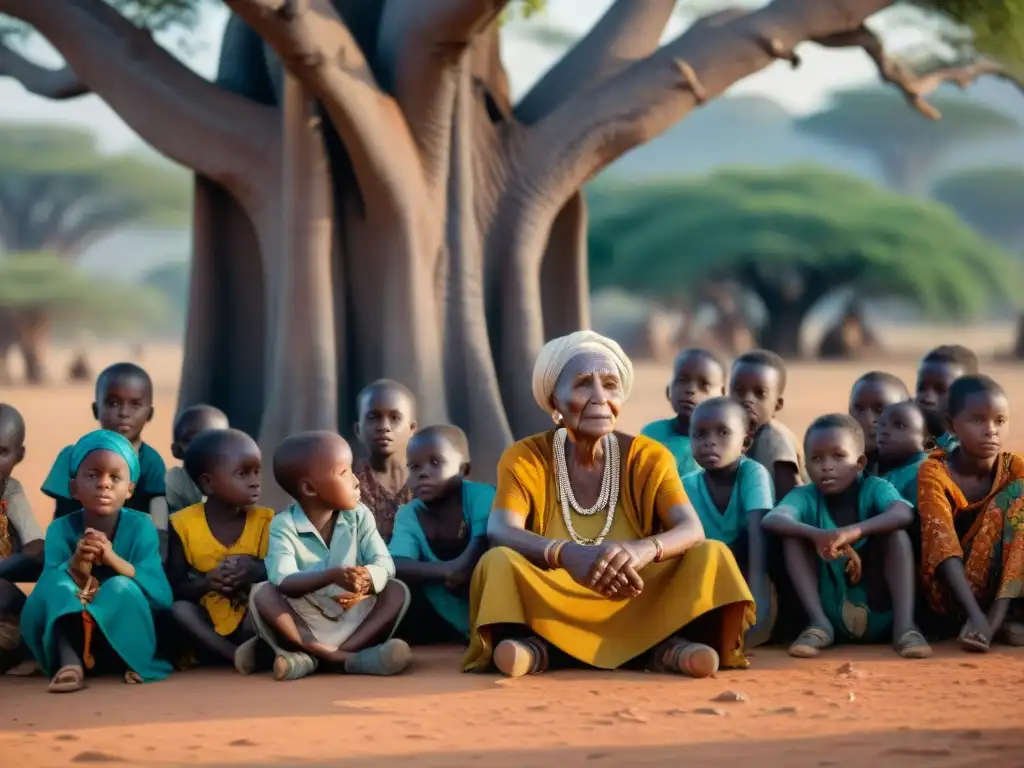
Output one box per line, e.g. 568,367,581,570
335,566,373,595
825,527,862,559
444,564,471,591
809,529,838,559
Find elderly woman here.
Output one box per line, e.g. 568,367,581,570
463,332,754,678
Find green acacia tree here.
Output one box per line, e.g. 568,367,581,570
589,168,1018,356
0,253,170,383
933,167,1024,249
3,0,1023,501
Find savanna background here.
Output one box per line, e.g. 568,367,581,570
3,0,1024,765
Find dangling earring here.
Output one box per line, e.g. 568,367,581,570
553,411,563,426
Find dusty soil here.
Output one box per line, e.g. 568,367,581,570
2,338,1023,767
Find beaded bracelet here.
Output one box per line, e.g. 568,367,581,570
649,537,665,563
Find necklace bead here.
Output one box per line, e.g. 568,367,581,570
553,428,618,546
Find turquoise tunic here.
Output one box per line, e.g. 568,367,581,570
21,509,173,681
935,432,959,453
640,418,698,479
388,481,495,637
883,452,928,508
765,476,905,643
42,442,166,519
682,457,774,547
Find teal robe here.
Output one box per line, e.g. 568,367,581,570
43,442,166,519
765,476,905,643
640,418,698,479
21,509,173,681
388,480,494,637
883,452,928,508
682,457,774,547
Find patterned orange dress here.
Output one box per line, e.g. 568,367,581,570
918,450,1024,615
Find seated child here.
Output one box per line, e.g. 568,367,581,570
877,401,929,507
918,375,1024,652
915,345,978,453
682,397,774,645
353,379,416,542
0,404,44,671
848,371,910,475
389,426,494,643
42,363,169,554
21,430,173,693
249,431,412,680
166,405,230,514
166,429,273,672
729,350,806,500
641,348,727,479
762,414,930,660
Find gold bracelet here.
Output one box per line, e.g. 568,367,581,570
543,540,557,569
546,539,567,569
650,537,665,563
554,540,569,568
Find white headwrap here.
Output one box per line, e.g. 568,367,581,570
531,330,634,415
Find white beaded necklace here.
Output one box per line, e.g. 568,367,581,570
553,428,618,545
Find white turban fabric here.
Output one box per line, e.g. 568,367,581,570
531,330,634,415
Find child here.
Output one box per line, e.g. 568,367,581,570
848,372,910,475
762,415,930,660
249,431,412,680
21,430,173,693
166,405,230,514
915,345,978,452
641,348,727,479
389,425,494,643
166,429,273,672
0,404,44,671
42,363,169,554
729,350,806,500
353,379,417,542
877,401,929,506
918,375,1024,652
682,397,774,645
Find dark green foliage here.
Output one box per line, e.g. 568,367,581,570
932,167,1024,247
587,167,1018,319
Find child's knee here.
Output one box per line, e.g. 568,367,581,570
170,600,200,624
100,575,143,600
379,580,410,610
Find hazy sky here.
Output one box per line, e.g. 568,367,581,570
0,0,889,154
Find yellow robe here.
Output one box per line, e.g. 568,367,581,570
170,503,275,636
463,432,754,672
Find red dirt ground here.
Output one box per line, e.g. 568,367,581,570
1,342,1023,767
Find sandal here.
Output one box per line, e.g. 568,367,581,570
650,638,719,678
233,636,265,676
272,650,319,681
343,638,412,676
788,626,834,658
47,665,85,694
895,629,933,659
124,670,143,684
493,637,550,678
958,623,991,653
999,621,1024,647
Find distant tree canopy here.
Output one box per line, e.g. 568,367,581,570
932,167,1024,249
0,124,191,256
141,259,190,333
0,252,170,383
588,167,1018,357
795,89,1019,194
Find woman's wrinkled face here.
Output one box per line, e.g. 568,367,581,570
551,351,624,440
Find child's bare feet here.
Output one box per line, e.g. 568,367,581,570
47,665,85,693
343,638,412,676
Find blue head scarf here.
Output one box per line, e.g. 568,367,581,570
69,429,141,484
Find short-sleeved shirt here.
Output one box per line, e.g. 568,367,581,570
765,475,904,540
42,441,167,520
0,477,43,556
748,421,807,484
883,452,928,508
165,465,204,515
640,418,699,479
682,457,773,546
266,503,395,617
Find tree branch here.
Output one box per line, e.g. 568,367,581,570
0,0,279,208
225,0,426,220
516,0,679,124
378,0,510,197
0,42,88,99
521,0,898,210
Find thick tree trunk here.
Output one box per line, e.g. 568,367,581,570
12,309,50,385
758,301,807,359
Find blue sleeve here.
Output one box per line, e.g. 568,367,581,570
140,445,167,496
41,446,73,500
388,506,423,561
357,507,395,593
128,514,173,610
266,515,299,586
865,476,905,517
740,460,775,512
469,485,496,538
43,516,76,573
765,486,816,527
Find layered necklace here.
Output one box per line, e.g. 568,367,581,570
553,428,619,545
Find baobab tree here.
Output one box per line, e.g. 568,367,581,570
1,0,1020,503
